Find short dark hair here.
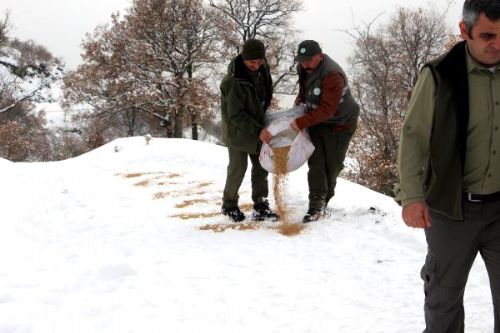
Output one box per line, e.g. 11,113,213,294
462,0,500,35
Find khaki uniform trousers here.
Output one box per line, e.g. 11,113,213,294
222,147,268,208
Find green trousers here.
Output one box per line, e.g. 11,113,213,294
222,147,268,207
422,198,500,332
307,123,356,210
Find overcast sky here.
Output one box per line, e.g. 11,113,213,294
2,0,463,70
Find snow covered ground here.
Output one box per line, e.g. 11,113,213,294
0,138,493,332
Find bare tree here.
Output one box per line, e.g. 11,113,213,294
209,0,301,41
0,66,61,116
209,0,302,94
1,36,63,116
0,13,63,161
0,10,10,48
343,6,454,195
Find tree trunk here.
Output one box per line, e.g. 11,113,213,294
173,110,183,138
191,111,198,140
186,61,198,141
126,108,137,137
165,124,173,138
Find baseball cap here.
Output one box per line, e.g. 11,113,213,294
295,40,322,62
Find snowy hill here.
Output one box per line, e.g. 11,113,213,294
0,138,492,332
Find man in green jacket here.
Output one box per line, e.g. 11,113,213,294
220,38,278,222
396,0,500,331
291,40,359,222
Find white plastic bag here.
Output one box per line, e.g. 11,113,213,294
259,105,315,173
259,131,315,173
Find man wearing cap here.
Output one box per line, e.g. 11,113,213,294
220,38,279,222
291,40,360,222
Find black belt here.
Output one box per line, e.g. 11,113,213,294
464,191,500,203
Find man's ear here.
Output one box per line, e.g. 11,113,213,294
459,21,469,40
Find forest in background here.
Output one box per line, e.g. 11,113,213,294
0,0,458,196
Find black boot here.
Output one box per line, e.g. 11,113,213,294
252,201,279,222
221,205,245,222
302,207,323,223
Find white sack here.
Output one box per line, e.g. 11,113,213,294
259,105,315,173
259,131,315,173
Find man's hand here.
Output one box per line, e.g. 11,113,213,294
290,120,300,132
402,201,431,228
259,127,272,144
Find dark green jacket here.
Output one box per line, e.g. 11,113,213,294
423,41,469,220
220,55,273,154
